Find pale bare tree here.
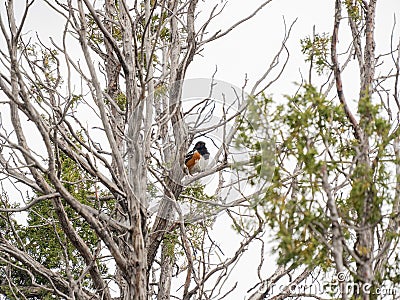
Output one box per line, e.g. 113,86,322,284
0,0,289,299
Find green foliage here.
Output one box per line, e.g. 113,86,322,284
358,91,391,140
345,0,363,21
236,83,399,281
1,142,112,299
180,183,216,224
270,85,347,266
86,14,106,44
116,92,127,110
23,44,62,92
269,189,332,268
301,33,330,74
21,152,104,283
164,231,179,258
235,94,275,185
277,84,351,175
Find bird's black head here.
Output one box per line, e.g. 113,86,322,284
193,141,209,158
194,141,206,150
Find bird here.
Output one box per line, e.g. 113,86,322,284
185,141,210,174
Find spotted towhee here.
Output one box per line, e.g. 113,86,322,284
185,141,210,174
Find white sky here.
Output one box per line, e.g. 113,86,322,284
1,0,400,298
189,0,400,102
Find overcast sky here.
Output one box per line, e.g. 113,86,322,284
189,0,400,103
2,0,400,298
